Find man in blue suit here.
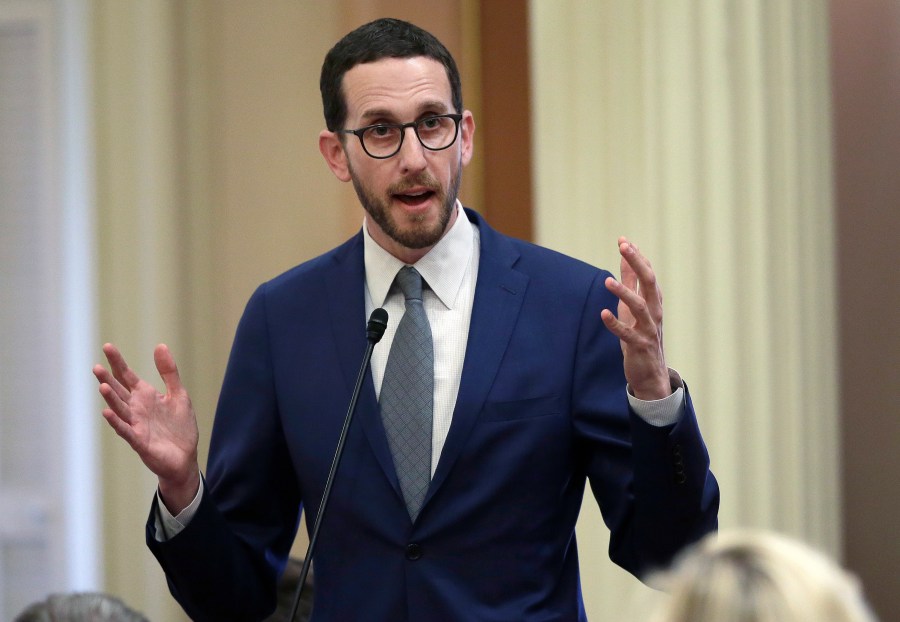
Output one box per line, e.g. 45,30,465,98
94,18,718,621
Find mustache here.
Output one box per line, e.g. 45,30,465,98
388,173,441,195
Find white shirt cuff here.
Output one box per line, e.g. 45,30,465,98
153,476,204,541
627,368,685,427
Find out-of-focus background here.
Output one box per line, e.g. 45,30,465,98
0,1,896,620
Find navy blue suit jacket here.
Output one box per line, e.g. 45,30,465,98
147,209,719,621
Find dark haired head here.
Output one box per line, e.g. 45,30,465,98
320,18,463,131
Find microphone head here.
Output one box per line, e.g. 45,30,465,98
366,308,389,344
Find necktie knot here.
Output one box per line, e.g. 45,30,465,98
396,266,424,302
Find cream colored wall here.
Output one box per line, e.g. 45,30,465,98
529,2,839,619
93,1,351,618
93,3,187,619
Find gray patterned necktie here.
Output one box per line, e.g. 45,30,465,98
379,266,434,521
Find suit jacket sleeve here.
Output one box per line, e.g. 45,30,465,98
573,270,719,578
146,283,301,622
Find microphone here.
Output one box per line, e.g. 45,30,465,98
366,307,388,343
288,308,388,621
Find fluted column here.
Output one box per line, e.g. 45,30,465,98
529,1,838,617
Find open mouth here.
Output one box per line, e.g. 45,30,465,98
393,189,436,207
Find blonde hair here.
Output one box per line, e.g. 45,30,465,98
649,530,877,622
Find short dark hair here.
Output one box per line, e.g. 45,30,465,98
320,18,463,131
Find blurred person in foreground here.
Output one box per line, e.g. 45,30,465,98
648,529,878,622
93,17,719,621
15,592,149,622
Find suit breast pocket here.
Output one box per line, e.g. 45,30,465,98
482,395,562,422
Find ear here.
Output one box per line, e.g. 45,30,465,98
319,130,352,182
459,110,476,167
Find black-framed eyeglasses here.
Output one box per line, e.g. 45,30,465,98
338,113,462,159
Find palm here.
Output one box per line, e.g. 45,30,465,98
123,376,197,479
94,343,199,485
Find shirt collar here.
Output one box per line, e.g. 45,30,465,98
363,200,473,310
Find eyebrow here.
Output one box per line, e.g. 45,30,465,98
359,100,450,123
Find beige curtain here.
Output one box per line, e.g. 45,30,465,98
529,1,839,618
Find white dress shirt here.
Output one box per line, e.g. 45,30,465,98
363,201,478,476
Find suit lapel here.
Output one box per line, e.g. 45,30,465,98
323,235,402,499
322,214,531,515
426,213,528,504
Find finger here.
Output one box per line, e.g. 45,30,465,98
618,237,650,269
98,382,135,425
102,343,144,391
605,276,652,325
600,308,638,342
618,242,638,293
618,241,662,317
154,344,184,397
100,406,139,448
93,364,131,402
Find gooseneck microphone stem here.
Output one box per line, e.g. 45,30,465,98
289,308,388,622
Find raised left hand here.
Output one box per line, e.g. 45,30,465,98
600,237,671,401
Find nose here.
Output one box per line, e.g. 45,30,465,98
397,125,427,173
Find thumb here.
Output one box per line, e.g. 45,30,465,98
154,344,184,397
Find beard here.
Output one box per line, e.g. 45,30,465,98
349,160,462,250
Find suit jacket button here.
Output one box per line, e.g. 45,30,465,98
406,543,423,560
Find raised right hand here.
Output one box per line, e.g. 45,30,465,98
94,343,200,514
